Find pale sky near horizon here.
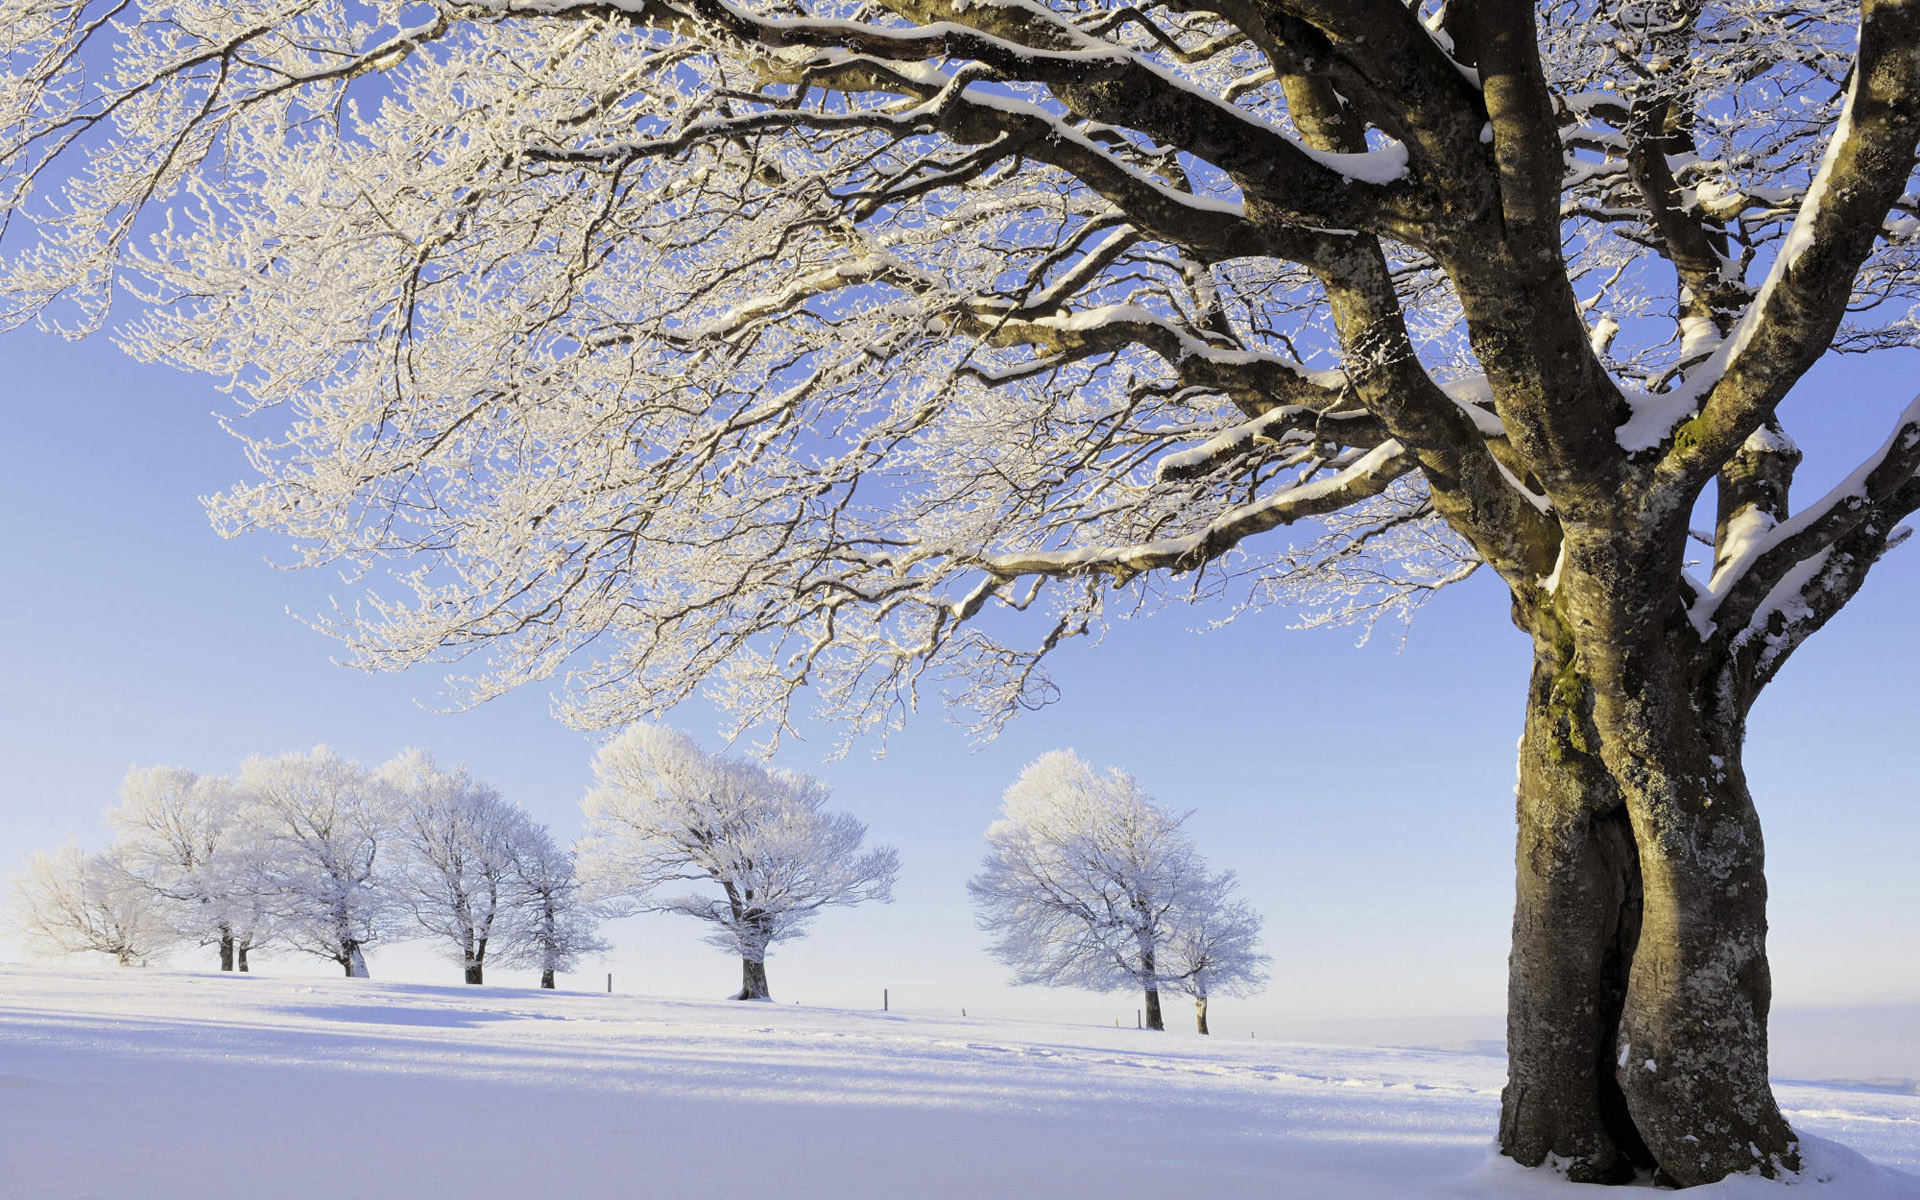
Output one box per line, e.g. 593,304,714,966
1,329,1916,1037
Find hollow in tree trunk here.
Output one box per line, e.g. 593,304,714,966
735,958,771,1001
1499,613,1797,1187
1194,995,1209,1036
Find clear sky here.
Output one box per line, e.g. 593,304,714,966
1,329,1915,1037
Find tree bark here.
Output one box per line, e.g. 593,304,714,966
540,968,556,989
1500,618,1797,1186
237,942,250,972
1610,726,1793,1185
1195,995,1209,1036
464,961,484,985
1143,987,1163,1031
1501,639,1649,1183
736,958,771,1000
345,943,369,978
218,929,235,972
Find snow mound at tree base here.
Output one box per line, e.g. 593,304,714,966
1465,1136,1920,1196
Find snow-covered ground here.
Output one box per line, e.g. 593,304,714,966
0,966,1913,1199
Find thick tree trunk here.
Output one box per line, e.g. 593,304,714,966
1502,643,1648,1183
237,942,251,972
346,943,369,978
218,930,235,972
735,958,771,1000
1143,987,1163,1031
1195,995,1209,1036
1613,740,1793,1185
1501,627,1797,1186
464,961,484,985
540,969,556,990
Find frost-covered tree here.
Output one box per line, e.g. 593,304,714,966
969,751,1208,1030
386,749,528,985
107,765,270,971
7,843,178,966
500,821,609,989
1161,874,1267,1034
579,725,897,1000
238,747,400,978
6,0,1920,1180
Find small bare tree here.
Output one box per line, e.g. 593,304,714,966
579,725,897,1000
1162,874,1268,1035
8,842,178,966
499,821,608,990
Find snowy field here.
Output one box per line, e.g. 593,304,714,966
0,966,1914,1200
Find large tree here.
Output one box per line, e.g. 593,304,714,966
386,748,530,985
107,765,269,971
969,749,1209,1032
3,0,1918,1182
238,747,402,978
579,724,897,1000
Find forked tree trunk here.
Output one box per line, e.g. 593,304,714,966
1195,995,1209,1036
1500,621,1796,1187
1142,987,1163,1031
736,958,771,1000
218,929,235,972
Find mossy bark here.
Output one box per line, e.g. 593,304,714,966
1501,639,1649,1183
1500,605,1796,1186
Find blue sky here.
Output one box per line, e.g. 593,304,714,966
1,329,1916,1035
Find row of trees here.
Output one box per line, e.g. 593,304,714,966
971,752,1267,1034
9,747,605,985
6,729,906,1000
11,736,1264,1027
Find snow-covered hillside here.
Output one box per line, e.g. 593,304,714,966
0,966,1913,1199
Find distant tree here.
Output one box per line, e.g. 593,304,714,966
386,749,527,985
969,751,1218,1031
107,764,268,971
238,746,400,978
496,821,608,990
8,842,178,966
1162,874,1268,1035
579,725,897,1001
